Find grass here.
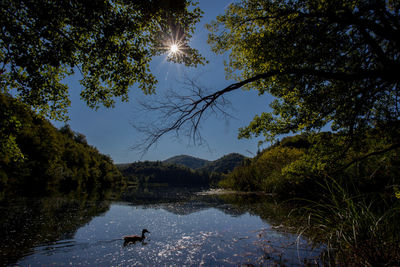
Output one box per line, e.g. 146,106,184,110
300,178,400,266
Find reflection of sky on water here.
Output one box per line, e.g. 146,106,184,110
17,202,322,266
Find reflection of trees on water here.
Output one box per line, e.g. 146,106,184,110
0,195,111,267
120,187,290,222
0,186,304,267
215,194,296,227
121,187,323,265
121,186,241,215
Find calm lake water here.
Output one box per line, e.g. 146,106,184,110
1,188,324,266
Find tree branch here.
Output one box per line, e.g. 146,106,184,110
131,65,399,154
131,76,234,154
342,143,400,170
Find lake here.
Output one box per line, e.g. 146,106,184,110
1,187,324,266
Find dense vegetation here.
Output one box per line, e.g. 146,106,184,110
200,153,246,174
119,153,246,188
0,0,204,120
219,132,400,265
0,93,125,199
220,133,400,196
119,161,210,187
207,0,399,143
164,153,246,173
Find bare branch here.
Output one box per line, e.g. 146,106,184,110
131,65,397,155
131,76,235,155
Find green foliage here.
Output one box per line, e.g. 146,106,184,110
0,97,25,163
395,186,400,199
200,153,246,174
0,93,125,198
280,130,400,198
163,153,246,176
211,0,400,198
1,0,205,121
220,146,305,194
277,134,310,149
120,161,210,187
220,131,400,197
219,131,400,264
207,0,400,143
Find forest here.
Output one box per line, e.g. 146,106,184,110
0,93,125,200
119,161,210,187
118,153,246,188
220,132,400,198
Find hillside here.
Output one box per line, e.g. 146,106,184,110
119,161,209,186
201,153,246,174
163,153,246,174
119,153,246,188
0,93,124,197
163,155,210,169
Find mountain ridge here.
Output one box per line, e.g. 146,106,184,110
162,153,246,173
163,154,210,169
117,153,247,187
200,153,246,174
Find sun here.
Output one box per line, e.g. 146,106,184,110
170,44,179,54
159,32,186,60
167,41,183,59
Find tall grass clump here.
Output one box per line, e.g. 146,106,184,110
302,178,400,266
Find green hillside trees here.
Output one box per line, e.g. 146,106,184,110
0,94,124,198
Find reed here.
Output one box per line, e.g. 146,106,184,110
301,178,400,266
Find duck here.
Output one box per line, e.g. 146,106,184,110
123,229,150,243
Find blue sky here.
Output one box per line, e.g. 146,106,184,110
53,0,274,163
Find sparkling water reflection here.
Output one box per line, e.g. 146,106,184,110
5,190,323,266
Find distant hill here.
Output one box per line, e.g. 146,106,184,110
118,153,247,188
163,155,210,169
163,153,246,174
201,153,246,174
119,161,210,186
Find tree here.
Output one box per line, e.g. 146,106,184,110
0,93,125,196
1,0,205,120
139,0,400,152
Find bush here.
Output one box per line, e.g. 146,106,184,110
219,146,305,195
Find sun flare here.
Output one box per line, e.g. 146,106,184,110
170,44,179,54
160,33,186,60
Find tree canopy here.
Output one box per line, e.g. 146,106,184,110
136,0,399,152
0,0,204,120
205,0,400,141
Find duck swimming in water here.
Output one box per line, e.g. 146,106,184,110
123,229,150,244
